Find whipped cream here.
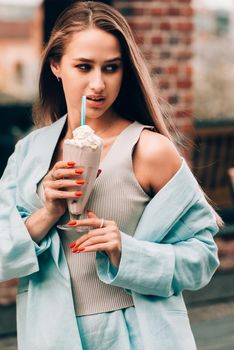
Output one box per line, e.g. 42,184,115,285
64,125,103,149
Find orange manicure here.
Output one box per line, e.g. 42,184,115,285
75,191,83,197
72,247,85,253
67,221,77,226
69,242,76,248
67,161,76,166
75,169,83,175
76,180,85,185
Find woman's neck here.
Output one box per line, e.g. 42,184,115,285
65,111,128,139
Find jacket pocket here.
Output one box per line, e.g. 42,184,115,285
161,310,197,350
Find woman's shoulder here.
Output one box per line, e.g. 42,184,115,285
136,129,183,192
139,128,181,161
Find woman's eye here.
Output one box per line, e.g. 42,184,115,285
104,64,120,73
76,64,91,71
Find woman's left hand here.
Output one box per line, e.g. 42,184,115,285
67,210,122,268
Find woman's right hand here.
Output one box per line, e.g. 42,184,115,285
42,161,85,219
25,162,101,243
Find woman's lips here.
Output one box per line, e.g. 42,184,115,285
86,98,106,108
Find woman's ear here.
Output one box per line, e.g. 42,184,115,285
50,60,61,79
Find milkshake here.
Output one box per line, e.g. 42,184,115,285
63,125,103,217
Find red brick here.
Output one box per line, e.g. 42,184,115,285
166,8,181,16
177,50,193,60
177,80,192,89
151,8,164,16
175,22,193,32
184,65,193,77
177,0,192,3
160,22,171,30
175,108,193,118
180,7,194,17
151,36,164,45
179,123,194,134
128,21,152,31
167,65,179,75
159,80,170,89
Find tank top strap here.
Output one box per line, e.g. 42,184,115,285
101,121,154,167
119,121,154,153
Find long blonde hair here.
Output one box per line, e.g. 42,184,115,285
33,1,172,138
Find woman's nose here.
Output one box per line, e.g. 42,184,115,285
89,70,105,91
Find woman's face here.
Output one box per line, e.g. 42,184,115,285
51,28,123,121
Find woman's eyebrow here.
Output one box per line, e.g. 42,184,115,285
72,57,122,63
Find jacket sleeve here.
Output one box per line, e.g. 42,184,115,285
96,197,220,297
0,143,40,282
17,206,52,256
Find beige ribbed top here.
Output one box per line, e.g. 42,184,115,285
38,121,152,316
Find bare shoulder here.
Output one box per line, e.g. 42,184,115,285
138,129,181,162
134,129,183,193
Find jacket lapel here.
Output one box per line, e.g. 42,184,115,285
19,115,67,211
134,159,201,242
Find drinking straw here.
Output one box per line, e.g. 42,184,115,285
81,95,86,126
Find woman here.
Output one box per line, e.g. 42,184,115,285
0,2,221,349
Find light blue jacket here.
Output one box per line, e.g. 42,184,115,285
0,116,219,350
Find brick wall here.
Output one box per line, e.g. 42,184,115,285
114,0,194,136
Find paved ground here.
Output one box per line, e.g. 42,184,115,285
0,335,16,350
189,300,234,350
1,300,234,350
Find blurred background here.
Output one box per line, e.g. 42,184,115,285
0,0,233,349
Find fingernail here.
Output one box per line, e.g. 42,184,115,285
67,161,76,166
69,242,76,248
97,169,102,175
78,247,85,252
76,180,85,185
67,221,77,226
75,169,83,175
72,247,85,253
75,191,83,197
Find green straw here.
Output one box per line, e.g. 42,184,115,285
81,96,86,126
